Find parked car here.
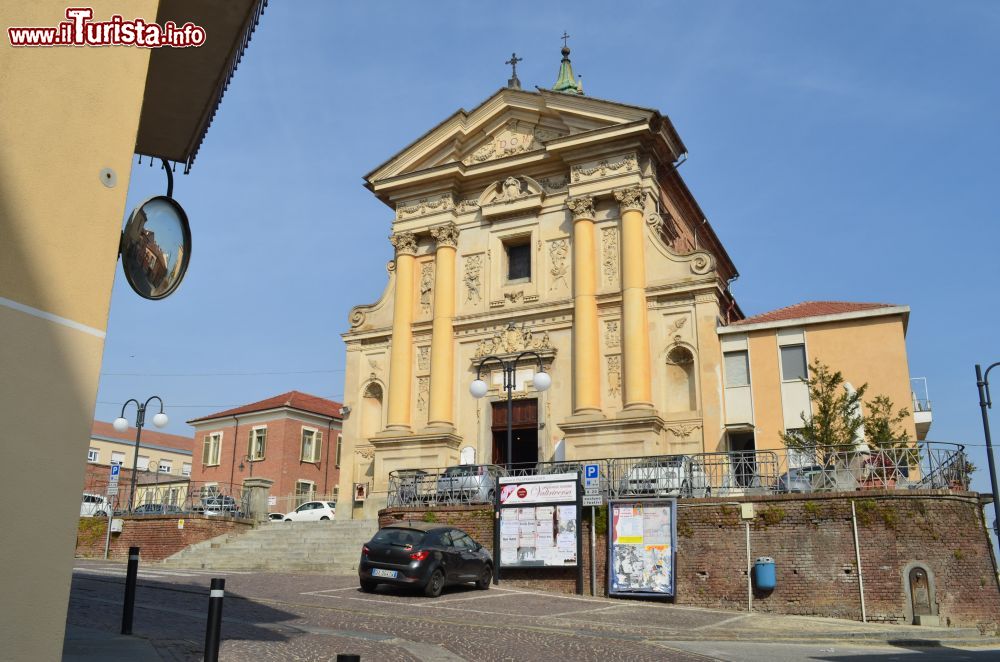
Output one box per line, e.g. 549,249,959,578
132,503,185,516
435,464,507,504
283,500,337,521
776,465,823,493
268,512,286,522
81,493,111,518
359,522,493,597
199,495,240,517
393,469,431,505
620,455,710,498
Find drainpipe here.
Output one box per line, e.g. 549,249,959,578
851,500,867,622
228,415,240,488
745,521,752,612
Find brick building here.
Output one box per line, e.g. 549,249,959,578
188,391,344,511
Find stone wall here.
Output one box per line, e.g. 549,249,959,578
75,515,251,561
381,490,1000,630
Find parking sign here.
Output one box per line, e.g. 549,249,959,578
110,464,120,484
584,463,600,489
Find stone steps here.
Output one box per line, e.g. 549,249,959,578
160,519,378,574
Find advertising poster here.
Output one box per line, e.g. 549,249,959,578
608,500,676,597
498,474,579,568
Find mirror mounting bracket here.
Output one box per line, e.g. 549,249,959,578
161,158,173,199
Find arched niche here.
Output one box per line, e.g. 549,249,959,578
361,381,384,439
665,345,697,413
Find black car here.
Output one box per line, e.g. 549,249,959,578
359,522,492,597
133,503,185,516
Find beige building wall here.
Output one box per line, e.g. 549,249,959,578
88,438,193,477
747,332,783,451
0,2,157,658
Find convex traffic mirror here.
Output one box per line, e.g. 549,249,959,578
120,195,191,300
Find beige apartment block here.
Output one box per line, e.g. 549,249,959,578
337,48,929,519
0,2,267,658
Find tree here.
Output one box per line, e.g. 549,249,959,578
780,359,867,466
863,394,917,470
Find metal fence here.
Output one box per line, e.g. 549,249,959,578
385,441,970,507
85,481,252,519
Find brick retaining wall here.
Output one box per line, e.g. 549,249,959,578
75,515,252,561
381,491,1000,630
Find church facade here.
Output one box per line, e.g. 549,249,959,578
336,51,924,518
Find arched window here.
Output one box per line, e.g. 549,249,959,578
665,346,697,413
361,382,384,439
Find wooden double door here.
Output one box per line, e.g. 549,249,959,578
491,398,538,468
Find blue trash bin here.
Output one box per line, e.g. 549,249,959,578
754,556,776,591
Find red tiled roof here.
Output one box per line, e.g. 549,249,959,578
91,420,193,452
731,301,899,326
187,390,342,424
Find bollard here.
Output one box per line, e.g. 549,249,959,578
336,656,361,662
204,578,225,662
120,546,140,635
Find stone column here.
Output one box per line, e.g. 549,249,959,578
427,222,459,429
614,186,653,410
240,477,273,525
567,195,602,416
385,231,417,431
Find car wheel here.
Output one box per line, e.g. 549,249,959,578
284,518,292,522
360,580,378,593
704,487,712,498
681,481,692,498
96,511,108,517
320,516,330,520
475,565,492,590
424,569,445,598
486,489,496,504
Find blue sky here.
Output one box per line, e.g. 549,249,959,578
98,1,1000,494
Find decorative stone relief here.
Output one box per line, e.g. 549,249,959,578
395,194,454,220
566,195,595,221
416,346,430,372
571,153,638,183
461,120,567,165
417,377,429,413
367,357,382,381
419,262,434,314
548,238,569,291
691,254,712,275
669,317,688,341
464,254,482,304
355,445,375,460
538,175,569,193
456,199,480,214
613,186,645,213
604,320,620,348
665,422,702,438
602,226,619,285
608,355,622,398
430,222,459,248
504,290,524,305
389,231,417,255
474,323,552,357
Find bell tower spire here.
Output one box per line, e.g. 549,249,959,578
552,32,583,94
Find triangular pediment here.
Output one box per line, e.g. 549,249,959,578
366,88,660,185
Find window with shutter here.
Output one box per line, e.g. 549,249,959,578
248,427,266,460
336,434,342,467
203,436,212,464
314,430,323,463
724,351,750,388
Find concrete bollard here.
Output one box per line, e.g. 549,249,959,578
120,546,140,635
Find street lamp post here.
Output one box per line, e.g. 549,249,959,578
975,363,1000,538
114,396,168,512
470,351,551,469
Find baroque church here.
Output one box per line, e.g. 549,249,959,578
336,45,923,517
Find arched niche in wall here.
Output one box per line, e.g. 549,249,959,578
361,381,384,439
665,345,697,413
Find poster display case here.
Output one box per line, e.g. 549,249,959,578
607,499,677,597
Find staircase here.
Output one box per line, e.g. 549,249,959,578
160,519,379,574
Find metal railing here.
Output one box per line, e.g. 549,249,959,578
118,481,250,518
385,441,970,506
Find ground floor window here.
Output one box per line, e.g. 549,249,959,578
295,480,316,507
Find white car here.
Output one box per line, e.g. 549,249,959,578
282,500,337,521
81,493,111,517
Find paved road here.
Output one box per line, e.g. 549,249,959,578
67,560,1000,661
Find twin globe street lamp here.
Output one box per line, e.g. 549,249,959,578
113,396,168,512
470,351,551,470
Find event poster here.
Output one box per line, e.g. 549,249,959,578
608,500,676,597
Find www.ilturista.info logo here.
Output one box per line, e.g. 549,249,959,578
8,7,206,48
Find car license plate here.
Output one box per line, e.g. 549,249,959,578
371,568,397,579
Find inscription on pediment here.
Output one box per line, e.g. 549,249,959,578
461,120,567,166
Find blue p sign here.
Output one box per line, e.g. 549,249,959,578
585,464,598,479
111,464,121,477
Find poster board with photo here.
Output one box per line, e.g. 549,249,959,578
497,473,580,569
607,499,677,597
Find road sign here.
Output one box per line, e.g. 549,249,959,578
584,463,600,489
584,486,600,496
583,494,603,507
110,464,121,484
106,485,119,496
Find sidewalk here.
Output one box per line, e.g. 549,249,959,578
62,626,162,662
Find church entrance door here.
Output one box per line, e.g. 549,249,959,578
491,398,538,469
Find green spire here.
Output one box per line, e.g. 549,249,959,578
553,33,583,94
